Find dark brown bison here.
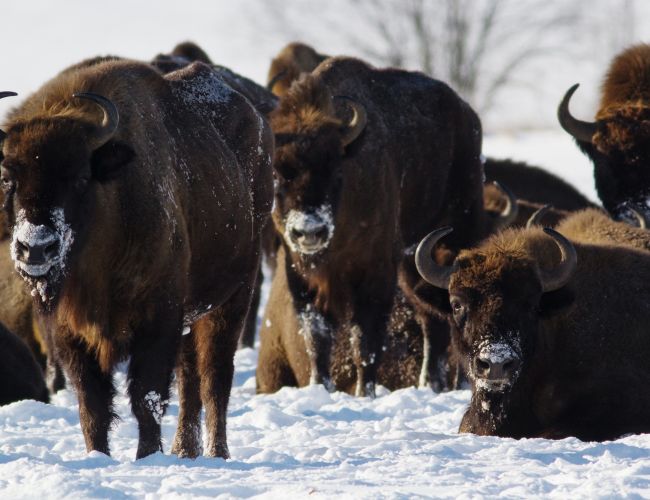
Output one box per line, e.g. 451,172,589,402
483,158,594,211
267,42,328,96
0,321,48,405
258,56,488,397
559,43,650,222
0,55,273,458
415,210,650,440
151,42,278,349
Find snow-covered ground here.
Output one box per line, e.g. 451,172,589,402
3,332,650,499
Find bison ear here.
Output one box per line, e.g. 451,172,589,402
539,286,575,318
90,140,135,183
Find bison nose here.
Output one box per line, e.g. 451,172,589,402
474,355,520,381
290,224,329,247
15,239,59,266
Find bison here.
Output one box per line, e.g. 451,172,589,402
559,43,650,222
258,56,489,397
0,320,48,405
267,42,328,96
0,55,273,458
415,209,650,440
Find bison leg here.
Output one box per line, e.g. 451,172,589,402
127,308,182,459
238,267,262,349
297,303,334,391
194,283,251,459
171,333,203,458
55,331,116,455
416,314,451,391
351,296,392,398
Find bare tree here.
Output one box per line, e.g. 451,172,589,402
255,0,637,117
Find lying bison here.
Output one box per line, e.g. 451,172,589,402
0,55,273,458
415,210,650,440
0,321,48,405
259,56,489,396
559,43,650,222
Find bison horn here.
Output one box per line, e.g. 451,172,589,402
267,70,288,93
623,202,649,229
0,92,18,141
540,227,577,293
526,204,553,229
334,95,367,147
558,84,596,144
492,181,519,228
73,92,119,150
415,226,457,290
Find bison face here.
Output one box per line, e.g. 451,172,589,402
559,84,650,221
271,94,367,261
448,263,541,394
416,227,577,397
272,126,342,257
0,93,133,310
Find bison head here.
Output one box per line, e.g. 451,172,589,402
559,83,650,222
415,226,577,397
270,75,366,260
0,92,134,310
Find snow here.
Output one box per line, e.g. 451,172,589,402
2,346,650,498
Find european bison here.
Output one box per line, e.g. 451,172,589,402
151,42,278,349
0,320,48,405
483,158,594,211
559,43,650,222
267,42,328,96
258,56,488,396
415,210,650,440
0,55,273,458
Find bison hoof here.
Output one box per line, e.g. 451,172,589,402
355,381,376,398
206,441,230,459
136,440,163,460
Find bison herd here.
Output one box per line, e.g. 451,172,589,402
0,40,650,459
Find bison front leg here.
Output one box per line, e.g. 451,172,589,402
193,283,252,459
298,303,334,391
351,295,392,398
128,306,182,459
54,329,116,455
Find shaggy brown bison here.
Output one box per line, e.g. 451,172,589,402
559,43,650,222
0,55,273,458
415,211,650,440
0,321,48,405
259,56,488,397
151,42,278,349
267,42,328,96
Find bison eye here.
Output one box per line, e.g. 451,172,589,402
450,297,467,321
0,174,14,194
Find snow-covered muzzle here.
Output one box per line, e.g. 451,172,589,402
470,335,522,393
284,204,334,255
10,207,75,306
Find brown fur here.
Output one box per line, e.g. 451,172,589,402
258,56,487,395
267,42,328,96
443,218,650,440
572,44,650,218
1,55,273,458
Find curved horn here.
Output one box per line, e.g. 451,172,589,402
526,204,553,229
539,228,577,293
492,181,519,228
267,70,288,93
72,92,119,150
334,95,367,147
558,84,596,144
0,92,18,141
415,226,457,290
623,203,649,229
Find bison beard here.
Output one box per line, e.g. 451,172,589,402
0,50,273,459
